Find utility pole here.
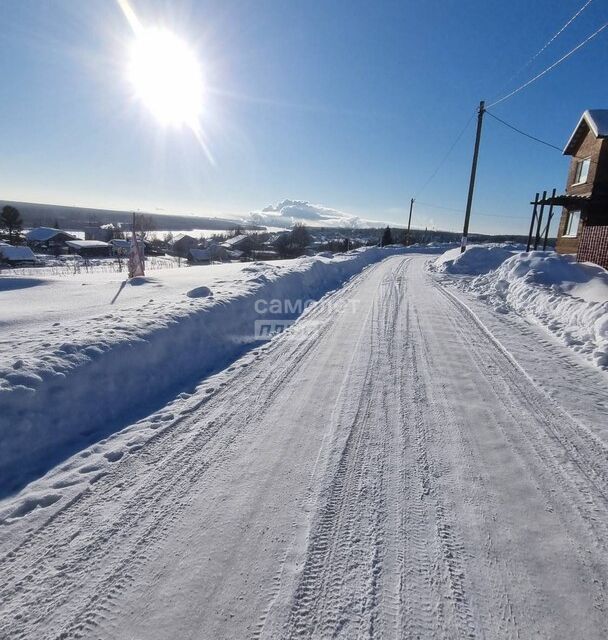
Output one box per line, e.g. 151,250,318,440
406,198,414,246
461,100,485,253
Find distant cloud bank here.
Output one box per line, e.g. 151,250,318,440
247,199,387,229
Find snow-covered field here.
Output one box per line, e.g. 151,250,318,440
3,254,180,277
432,244,608,370
1,246,414,494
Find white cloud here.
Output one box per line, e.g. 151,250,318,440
248,199,390,229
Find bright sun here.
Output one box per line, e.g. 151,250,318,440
128,27,203,130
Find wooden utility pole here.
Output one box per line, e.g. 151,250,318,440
461,100,485,253
406,198,414,245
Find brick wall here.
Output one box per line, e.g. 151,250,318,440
555,208,582,254
577,224,608,269
556,127,607,256
565,128,603,195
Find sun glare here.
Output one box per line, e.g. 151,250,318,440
128,27,203,130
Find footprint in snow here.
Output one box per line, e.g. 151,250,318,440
79,463,102,474
104,450,124,463
150,413,174,424
52,478,81,489
8,494,62,520
89,472,108,484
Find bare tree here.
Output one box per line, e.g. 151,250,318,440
138,214,156,241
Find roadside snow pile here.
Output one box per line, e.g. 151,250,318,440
432,243,523,275
433,246,608,370
0,246,405,493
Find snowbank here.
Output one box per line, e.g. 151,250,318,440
432,243,523,275
0,247,405,493
432,246,608,370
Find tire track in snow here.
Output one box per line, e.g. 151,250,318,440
2,255,608,639
0,259,392,640
425,271,608,637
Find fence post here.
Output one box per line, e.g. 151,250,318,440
534,190,547,250
527,193,539,252
542,188,557,250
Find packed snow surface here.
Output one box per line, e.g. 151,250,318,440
433,244,608,369
1,254,607,639
1,247,410,493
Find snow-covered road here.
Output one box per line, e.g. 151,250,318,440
2,254,608,639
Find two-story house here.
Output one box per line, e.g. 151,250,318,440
554,109,608,268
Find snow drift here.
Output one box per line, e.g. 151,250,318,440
0,247,405,494
433,245,608,370
432,243,523,275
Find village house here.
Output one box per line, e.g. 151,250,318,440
84,225,115,242
168,234,200,258
220,234,254,255
65,239,111,257
189,243,227,264
108,238,131,256
552,110,608,269
0,243,38,267
25,227,76,253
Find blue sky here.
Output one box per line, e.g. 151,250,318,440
0,0,606,234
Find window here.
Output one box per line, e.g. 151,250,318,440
564,210,581,237
573,158,591,184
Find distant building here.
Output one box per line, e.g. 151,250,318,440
189,243,234,264
221,234,254,253
553,110,608,269
108,238,131,256
168,234,199,258
25,227,76,253
65,239,110,257
84,225,114,242
0,244,38,266
251,249,279,260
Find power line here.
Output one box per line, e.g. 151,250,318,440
486,109,599,165
416,200,530,219
487,20,608,108
491,0,594,100
485,110,562,152
414,111,475,198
